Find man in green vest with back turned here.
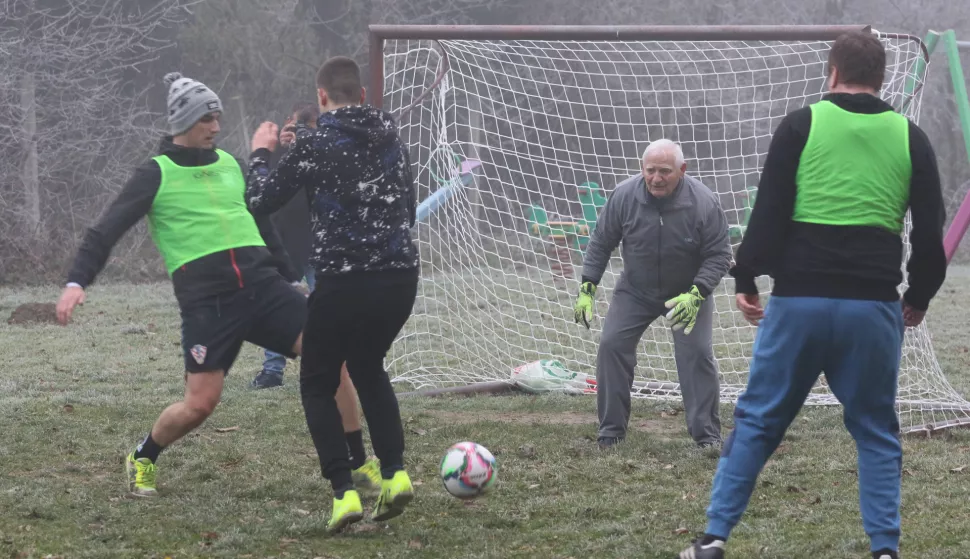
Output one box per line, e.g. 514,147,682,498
55,72,377,498
678,32,946,559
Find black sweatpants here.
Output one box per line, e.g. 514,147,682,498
299,267,418,491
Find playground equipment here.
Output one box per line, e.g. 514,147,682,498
414,155,481,224
922,30,970,262
525,182,607,280
526,179,757,277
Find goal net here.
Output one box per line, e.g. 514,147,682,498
378,25,970,434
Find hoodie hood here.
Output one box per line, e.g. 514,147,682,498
317,105,398,149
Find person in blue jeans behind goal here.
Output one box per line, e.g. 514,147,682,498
253,102,320,389
678,31,947,559
255,266,314,386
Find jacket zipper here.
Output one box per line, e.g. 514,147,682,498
229,248,244,288
658,210,663,293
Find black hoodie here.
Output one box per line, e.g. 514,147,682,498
246,105,419,277
266,146,313,276
730,93,946,311
67,136,302,307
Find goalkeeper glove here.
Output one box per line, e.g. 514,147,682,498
664,285,704,335
574,281,596,329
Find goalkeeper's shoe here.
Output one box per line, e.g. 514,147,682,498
327,489,364,534
677,536,725,559
597,436,623,450
371,470,414,522
352,457,382,492
125,452,157,497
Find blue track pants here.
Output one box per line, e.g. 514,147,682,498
705,296,905,552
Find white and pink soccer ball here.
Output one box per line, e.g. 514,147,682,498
439,441,497,499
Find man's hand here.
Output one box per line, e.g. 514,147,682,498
291,281,310,297
251,121,280,152
735,293,764,326
56,285,86,325
902,301,926,328
574,282,596,329
664,285,704,335
279,123,297,149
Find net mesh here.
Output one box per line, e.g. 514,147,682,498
381,30,970,433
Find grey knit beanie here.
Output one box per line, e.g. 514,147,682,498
163,72,223,136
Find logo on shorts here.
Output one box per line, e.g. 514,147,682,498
190,344,207,365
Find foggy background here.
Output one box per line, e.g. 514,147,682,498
1,0,968,285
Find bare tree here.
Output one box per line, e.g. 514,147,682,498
173,0,325,157
170,0,524,158
0,0,196,282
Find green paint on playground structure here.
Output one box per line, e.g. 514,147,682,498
525,181,607,253
922,30,970,262
525,179,758,251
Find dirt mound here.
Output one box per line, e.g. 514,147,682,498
8,302,58,325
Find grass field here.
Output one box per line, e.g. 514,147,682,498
3,269,970,558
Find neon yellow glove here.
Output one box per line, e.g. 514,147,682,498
664,285,704,335
574,281,596,329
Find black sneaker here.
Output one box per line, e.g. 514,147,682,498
872,550,898,559
251,370,283,389
597,436,623,450
677,537,726,559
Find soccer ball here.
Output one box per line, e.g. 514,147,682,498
439,441,497,499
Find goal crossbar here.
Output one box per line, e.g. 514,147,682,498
368,23,874,41
368,24,928,109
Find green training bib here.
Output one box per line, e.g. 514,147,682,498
148,149,265,275
793,100,912,234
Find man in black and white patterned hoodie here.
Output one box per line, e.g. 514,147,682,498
245,56,419,533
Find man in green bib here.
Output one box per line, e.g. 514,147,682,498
679,32,947,559
54,72,375,498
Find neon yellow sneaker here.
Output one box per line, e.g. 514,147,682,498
371,470,414,522
125,452,157,497
327,489,363,534
352,458,382,492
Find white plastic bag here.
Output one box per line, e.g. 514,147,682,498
511,359,595,394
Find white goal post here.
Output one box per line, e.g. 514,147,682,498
372,24,970,435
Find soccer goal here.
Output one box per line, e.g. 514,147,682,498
374,24,970,435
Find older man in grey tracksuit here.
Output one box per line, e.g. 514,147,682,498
574,139,733,449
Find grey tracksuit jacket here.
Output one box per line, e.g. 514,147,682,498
581,173,732,300
581,173,733,443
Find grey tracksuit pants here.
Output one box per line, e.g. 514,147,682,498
596,287,722,444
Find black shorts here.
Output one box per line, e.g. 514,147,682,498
180,276,307,374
